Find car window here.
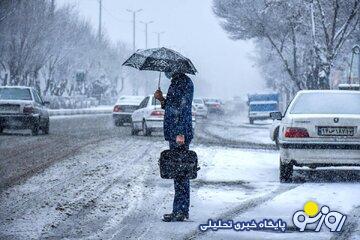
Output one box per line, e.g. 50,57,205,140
0,88,32,100
290,92,360,114
250,103,278,111
139,97,149,108
32,89,43,104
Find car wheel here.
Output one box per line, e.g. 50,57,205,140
274,127,280,149
31,123,39,136
0,126,3,133
142,120,151,136
115,120,123,127
280,159,293,183
131,122,138,135
42,119,50,134
249,118,254,124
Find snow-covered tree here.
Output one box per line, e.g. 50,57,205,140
213,0,360,93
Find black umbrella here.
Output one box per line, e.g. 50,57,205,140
122,47,197,88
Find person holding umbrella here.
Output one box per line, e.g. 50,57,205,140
123,47,197,222
154,70,194,222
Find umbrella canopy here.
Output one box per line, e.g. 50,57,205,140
122,47,197,75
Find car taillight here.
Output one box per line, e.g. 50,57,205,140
151,110,164,116
23,105,34,114
192,112,196,116
285,127,310,138
113,105,122,112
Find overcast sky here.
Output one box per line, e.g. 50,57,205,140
58,0,264,99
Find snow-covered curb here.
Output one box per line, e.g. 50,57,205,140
48,106,113,116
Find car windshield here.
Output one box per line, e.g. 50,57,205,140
290,92,360,114
193,99,203,104
250,103,277,111
0,88,32,100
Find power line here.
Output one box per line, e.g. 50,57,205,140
102,5,130,23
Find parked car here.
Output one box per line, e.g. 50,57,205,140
0,86,50,135
131,95,196,136
113,95,144,126
271,90,360,182
204,98,224,114
192,98,208,118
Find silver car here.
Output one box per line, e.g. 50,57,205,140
0,86,50,135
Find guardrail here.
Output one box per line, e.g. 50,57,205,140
48,107,113,116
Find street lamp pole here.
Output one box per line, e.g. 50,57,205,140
98,0,102,41
127,9,142,52
140,21,153,49
154,31,165,48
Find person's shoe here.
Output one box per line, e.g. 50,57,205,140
162,212,188,222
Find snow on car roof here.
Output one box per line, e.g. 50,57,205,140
116,95,144,105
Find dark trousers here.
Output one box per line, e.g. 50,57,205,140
169,140,190,215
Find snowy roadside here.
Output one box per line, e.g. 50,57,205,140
192,147,360,240
196,114,276,148
48,106,113,117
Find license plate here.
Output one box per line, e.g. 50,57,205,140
318,127,355,136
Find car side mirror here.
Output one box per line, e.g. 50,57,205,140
270,111,282,120
43,101,50,106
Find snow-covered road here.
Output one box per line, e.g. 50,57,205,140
1,114,360,240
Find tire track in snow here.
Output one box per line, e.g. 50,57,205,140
39,140,156,239
0,138,143,239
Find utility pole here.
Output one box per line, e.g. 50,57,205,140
98,0,102,42
127,9,142,52
140,21,153,49
154,31,165,48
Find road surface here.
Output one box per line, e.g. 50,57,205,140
1,113,360,240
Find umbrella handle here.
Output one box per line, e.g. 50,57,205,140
158,72,161,90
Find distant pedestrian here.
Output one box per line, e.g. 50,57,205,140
154,70,194,222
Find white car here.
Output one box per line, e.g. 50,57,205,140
112,95,144,126
271,90,360,182
131,95,196,136
193,98,208,118
0,86,50,135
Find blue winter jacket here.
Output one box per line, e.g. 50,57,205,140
162,73,194,142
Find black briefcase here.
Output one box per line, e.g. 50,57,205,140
159,149,199,179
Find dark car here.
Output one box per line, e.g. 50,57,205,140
0,86,50,135
113,95,144,126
